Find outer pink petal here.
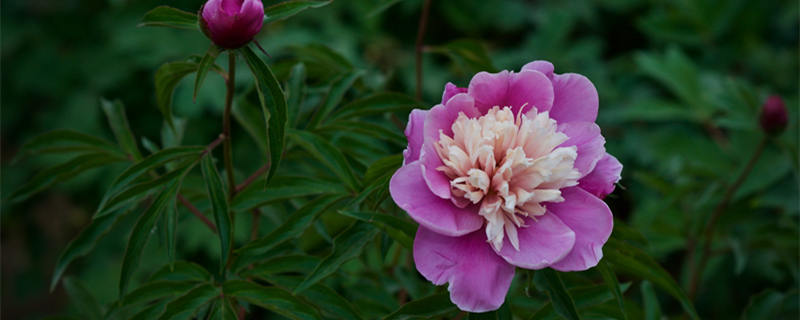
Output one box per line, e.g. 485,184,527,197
402,109,427,164
442,82,467,104
548,73,599,124
558,122,605,177
547,187,613,271
506,70,554,114
468,71,510,114
495,213,576,269
414,227,515,312
579,153,622,199
521,60,554,79
421,94,480,199
390,162,483,237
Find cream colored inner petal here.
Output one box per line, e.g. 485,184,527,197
435,106,580,251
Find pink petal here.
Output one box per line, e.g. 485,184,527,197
558,122,605,177
402,109,427,164
506,70,554,114
547,187,613,271
579,153,622,199
390,162,483,237
521,60,554,79
442,82,467,104
414,227,515,312
495,213,576,269
548,73,599,124
468,71,510,114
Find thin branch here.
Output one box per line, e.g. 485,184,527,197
178,194,217,233
234,163,270,195
687,135,767,299
414,0,432,101
249,208,262,241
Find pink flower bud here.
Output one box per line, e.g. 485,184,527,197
200,0,264,49
759,95,788,135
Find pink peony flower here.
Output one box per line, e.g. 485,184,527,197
390,60,622,312
200,0,264,49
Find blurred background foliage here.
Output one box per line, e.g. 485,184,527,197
2,0,798,319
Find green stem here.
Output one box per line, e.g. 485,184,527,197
223,51,237,198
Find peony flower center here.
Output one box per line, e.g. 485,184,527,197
435,106,580,251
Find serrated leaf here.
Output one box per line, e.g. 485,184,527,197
157,283,219,320
286,63,307,126
534,269,581,320
101,98,142,161
194,45,220,101
384,293,456,320
294,222,378,293
604,238,699,319
289,129,360,192
123,280,200,306
156,61,199,130
329,92,418,121
139,6,198,30
223,280,322,320
231,175,346,212
63,277,104,320
10,152,125,203
263,0,332,24
120,181,181,295
597,260,627,320
338,210,415,249
241,46,288,183
232,195,344,270
149,261,212,282
51,206,133,291
200,156,232,270
307,70,364,128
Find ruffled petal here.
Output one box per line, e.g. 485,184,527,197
579,153,622,199
442,82,467,104
547,187,613,271
414,227,515,312
390,162,484,236
506,70,554,114
403,109,427,164
521,60,554,79
558,122,605,177
494,213,575,269
548,73,599,124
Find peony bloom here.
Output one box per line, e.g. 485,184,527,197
390,61,622,312
200,0,264,49
759,95,787,135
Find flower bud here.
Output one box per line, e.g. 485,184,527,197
200,0,264,49
759,95,788,135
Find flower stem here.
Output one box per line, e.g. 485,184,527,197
414,0,431,101
223,51,237,198
687,135,767,299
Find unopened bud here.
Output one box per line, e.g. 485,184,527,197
200,0,264,49
759,95,788,135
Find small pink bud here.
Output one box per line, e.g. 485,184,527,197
759,95,788,135
200,0,264,49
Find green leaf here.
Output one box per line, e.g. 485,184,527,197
10,152,125,203
307,70,364,128
232,195,344,270
290,44,353,77
63,277,104,320
241,255,321,278
194,45,220,101
531,282,633,320
51,206,133,291
329,92,418,121
286,63,307,126
200,155,232,270
604,238,699,319
120,181,181,295
233,87,268,155
231,176,346,212
534,269,581,320
149,261,212,282
294,222,379,293
19,129,122,157
429,39,497,74
130,300,170,320
469,303,512,320
742,290,798,320
101,98,142,161
363,154,403,184
640,281,662,320
241,46,288,183
155,61,199,130
139,6,198,30
207,297,238,320
634,48,707,112
266,275,363,320
223,280,322,320
338,210,415,249
123,280,200,306
317,121,406,147
263,0,332,24
165,196,178,264
597,260,627,320
289,129,360,192
384,293,456,320
157,283,219,320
